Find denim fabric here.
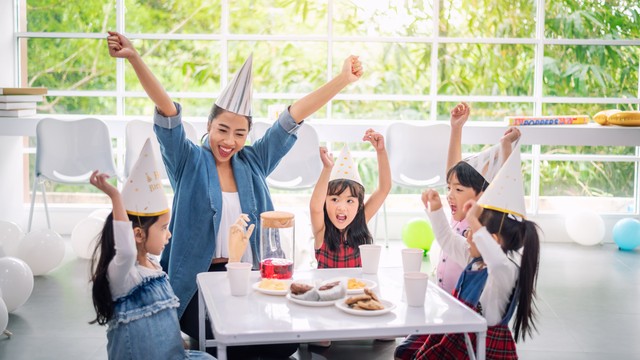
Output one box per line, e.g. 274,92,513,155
106,274,214,359
154,102,301,317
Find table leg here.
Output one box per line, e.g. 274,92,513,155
217,344,227,360
198,290,205,352
476,330,486,360
464,333,477,360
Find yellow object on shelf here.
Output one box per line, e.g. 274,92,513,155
506,115,590,126
592,109,621,125
607,111,640,126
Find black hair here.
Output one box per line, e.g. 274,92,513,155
207,104,253,131
447,161,489,195
89,212,160,325
323,179,372,252
479,208,541,342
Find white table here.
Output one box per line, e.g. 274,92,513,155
197,267,487,360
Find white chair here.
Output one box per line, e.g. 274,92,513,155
28,118,119,231
124,120,200,181
377,122,451,245
249,121,322,190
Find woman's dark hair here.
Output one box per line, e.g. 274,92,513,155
447,161,489,195
479,208,541,342
323,179,372,252
89,212,160,325
207,104,253,131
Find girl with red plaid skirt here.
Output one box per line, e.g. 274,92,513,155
310,129,391,269
395,188,539,360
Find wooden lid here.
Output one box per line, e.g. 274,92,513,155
260,211,295,228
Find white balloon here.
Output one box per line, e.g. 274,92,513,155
89,208,112,221
0,297,7,332
0,221,24,257
0,256,34,312
565,210,605,246
71,216,104,259
16,229,66,276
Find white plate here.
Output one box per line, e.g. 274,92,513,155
286,293,341,307
252,280,292,296
335,299,396,316
346,278,377,294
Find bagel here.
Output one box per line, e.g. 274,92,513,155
607,111,640,126
592,109,621,125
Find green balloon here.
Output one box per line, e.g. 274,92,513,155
402,218,435,251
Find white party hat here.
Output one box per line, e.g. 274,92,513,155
214,54,253,116
122,138,169,216
463,143,503,183
329,145,363,186
477,147,526,219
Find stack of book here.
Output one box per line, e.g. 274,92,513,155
505,115,590,126
0,87,47,117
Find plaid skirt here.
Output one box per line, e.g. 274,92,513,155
412,324,517,360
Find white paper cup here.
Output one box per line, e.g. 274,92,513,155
359,244,382,274
225,262,253,296
402,248,424,273
404,271,429,307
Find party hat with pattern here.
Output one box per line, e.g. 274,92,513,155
477,147,526,219
122,138,169,216
329,145,363,186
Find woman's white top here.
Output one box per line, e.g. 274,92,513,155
108,220,163,299
427,208,521,326
214,192,253,264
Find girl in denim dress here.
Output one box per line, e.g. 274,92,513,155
89,140,214,360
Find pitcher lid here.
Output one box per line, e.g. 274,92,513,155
261,211,294,228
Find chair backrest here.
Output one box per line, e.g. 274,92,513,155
250,121,322,189
386,122,451,188
124,120,199,180
35,118,118,183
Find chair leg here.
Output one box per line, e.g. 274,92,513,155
27,176,38,232
41,181,51,230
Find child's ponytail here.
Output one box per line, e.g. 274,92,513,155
90,212,116,325
513,219,540,342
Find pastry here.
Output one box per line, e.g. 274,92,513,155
317,280,346,301
289,281,319,301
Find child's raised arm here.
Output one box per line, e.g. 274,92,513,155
107,31,177,117
310,147,334,249
89,170,126,222
500,127,521,162
446,102,470,171
288,55,363,124
362,129,391,223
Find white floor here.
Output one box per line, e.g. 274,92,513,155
1,240,640,359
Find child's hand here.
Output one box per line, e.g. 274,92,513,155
450,102,470,128
107,31,138,60
341,55,363,83
319,147,334,169
363,128,385,152
228,214,255,263
421,189,442,212
501,127,521,145
462,199,483,232
89,170,119,199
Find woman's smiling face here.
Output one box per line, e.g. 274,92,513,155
207,111,250,164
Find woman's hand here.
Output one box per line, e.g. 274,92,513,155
341,55,363,83
421,189,442,212
363,128,385,152
450,102,470,129
107,31,138,60
319,147,334,169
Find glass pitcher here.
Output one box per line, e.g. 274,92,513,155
259,211,295,279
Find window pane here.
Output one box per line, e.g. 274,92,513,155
229,41,327,94
24,38,115,91
333,42,431,95
436,101,534,122
543,45,640,98
441,0,536,38
543,102,639,119
38,96,116,115
124,40,220,93
541,145,635,156
546,0,640,39
333,0,433,37
124,0,222,34
331,100,430,120
438,43,534,96
26,0,116,32
230,0,327,35
539,160,635,198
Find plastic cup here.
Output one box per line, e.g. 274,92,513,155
404,271,429,307
402,248,424,273
359,244,382,274
225,262,253,296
